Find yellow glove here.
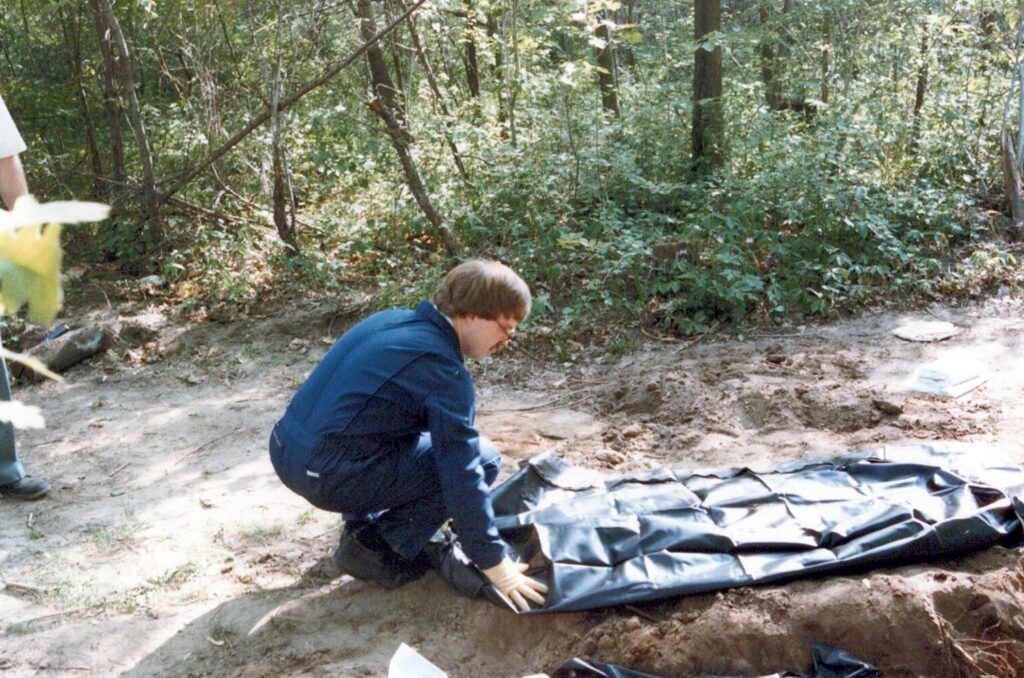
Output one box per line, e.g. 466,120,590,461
481,557,548,612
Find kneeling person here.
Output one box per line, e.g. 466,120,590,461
270,260,546,611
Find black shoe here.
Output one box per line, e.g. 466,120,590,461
332,527,429,590
0,476,50,501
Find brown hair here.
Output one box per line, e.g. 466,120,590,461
433,259,532,321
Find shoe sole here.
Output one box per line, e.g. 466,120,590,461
0,489,48,501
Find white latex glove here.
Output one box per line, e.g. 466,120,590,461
481,557,548,612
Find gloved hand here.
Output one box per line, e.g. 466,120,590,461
481,557,548,612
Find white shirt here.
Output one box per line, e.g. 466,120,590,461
0,95,27,159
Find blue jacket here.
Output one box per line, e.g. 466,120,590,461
276,301,505,568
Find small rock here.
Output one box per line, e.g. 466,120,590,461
872,398,903,416
596,449,625,466
766,354,786,364
622,424,646,439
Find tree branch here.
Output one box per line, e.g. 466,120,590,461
158,0,427,204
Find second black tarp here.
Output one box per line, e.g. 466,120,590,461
477,443,1024,613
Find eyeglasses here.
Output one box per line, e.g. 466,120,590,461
494,318,517,341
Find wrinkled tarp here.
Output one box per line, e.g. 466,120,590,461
551,643,879,678
479,444,1024,613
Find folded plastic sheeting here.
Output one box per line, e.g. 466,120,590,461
550,643,879,678
486,444,1024,613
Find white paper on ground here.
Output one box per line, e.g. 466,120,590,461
905,358,988,398
892,320,961,343
388,643,447,678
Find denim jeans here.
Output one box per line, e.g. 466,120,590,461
0,332,24,485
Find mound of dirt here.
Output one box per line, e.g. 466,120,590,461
576,549,1024,677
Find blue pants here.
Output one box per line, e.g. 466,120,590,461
0,332,24,485
270,427,500,561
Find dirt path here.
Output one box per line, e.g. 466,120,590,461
1,294,1023,677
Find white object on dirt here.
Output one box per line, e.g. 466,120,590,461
139,275,165,287
905,358,988,398
0,400,45,429
388,643,447,678
892,320,961,342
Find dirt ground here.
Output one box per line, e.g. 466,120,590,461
1,282,1024,677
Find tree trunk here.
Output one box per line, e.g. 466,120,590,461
910,33,929,154
404,7,470,181
759,3,780,109
1002,129,1024,236
270,61,300,253
355,0,457,253
369,98,460,256
99,0,164,246
595,12,620,118
385,2,406,100
821,12,831,104
507,0,521,146
487,11,502,73
464,0,481,97
247,2,301,254
759,1,811,114
692,0,724,174
60,6,103,196
490,11,508,135
18,0,30,35
88,0,126,188
355,0,407,130
619,0,638,72
778,0,794,59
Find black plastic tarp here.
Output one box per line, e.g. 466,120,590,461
550,642,879,678
479,443,1024,613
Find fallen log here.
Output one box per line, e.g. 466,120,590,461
11,325,112,381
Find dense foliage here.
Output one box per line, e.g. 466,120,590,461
0,0,1020,334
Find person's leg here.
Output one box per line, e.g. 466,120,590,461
0,350,25,486
372,433,502,561
0,332,48,499
477,435,502,487
318,432,503,586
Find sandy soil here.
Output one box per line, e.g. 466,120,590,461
1,286,1023,677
